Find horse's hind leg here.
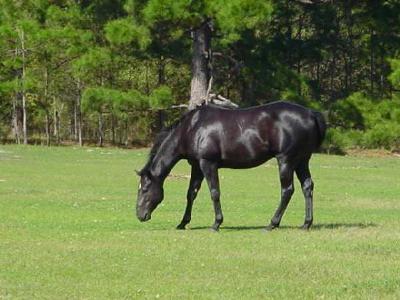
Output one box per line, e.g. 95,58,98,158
266,158,295,231
177,162,204,230
199,159,223,231
295,160,314,230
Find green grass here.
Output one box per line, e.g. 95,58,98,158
1,145,400,299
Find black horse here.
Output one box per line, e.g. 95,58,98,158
136,101,326,231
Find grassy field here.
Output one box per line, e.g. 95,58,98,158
1,145,400,299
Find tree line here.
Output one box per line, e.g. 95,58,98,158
1,0,400,150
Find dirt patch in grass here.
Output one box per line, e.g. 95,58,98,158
346,149,399,158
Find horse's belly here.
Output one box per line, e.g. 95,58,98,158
219,156,272,169
219,142,272,168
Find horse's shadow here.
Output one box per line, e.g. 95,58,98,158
190,222,377,231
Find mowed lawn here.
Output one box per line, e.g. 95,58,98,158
1,145,400,299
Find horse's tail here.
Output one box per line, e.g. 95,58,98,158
312,110,327,150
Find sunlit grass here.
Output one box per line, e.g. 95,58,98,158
1,145,400,299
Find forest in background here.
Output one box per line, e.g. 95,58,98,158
1,0,400,151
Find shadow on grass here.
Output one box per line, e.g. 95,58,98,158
189,222,377,232
310,222,377,230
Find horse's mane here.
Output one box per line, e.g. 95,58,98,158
138,110,192,175
138,103,239,175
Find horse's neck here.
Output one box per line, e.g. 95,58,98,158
150,133,180,179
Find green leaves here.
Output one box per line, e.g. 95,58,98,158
72,47,113,79
82,85,174,115
0,79,18,94
81,87,147,114
105,18,150,50
140,0,273,44
388,59,400,89
142,0,193,24
0,23,16,40
210,0,273,44
149,85,173,109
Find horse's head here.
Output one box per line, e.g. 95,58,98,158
136,170,164,222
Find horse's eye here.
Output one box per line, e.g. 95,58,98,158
141,184,149,192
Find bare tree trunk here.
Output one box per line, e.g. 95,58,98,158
111,114,116,145
44,67,50,146
22,92,27,144
45,112,50,146
55,110,60,145
98,113,104,147
53,97,57,137
12,46,21,144
74,99,77,140
379,46,384,97
52,96,61,145
189,19,212,110
12,94,20,144
370,29,375,94
45,113,50,146
19,28,28,144
158,56,166,85
296,12,304,96
125,119,128,146
76,80,83,146
77,102,82,147
344,1,353,95
119,122,123,145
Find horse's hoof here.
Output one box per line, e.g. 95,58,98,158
210,227,219,232
264,224,279,232
300,224,312,230
176,224,186,230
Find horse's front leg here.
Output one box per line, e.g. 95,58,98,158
199,159,223,231
177,162,204,230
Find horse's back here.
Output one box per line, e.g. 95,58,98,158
181,102,324,167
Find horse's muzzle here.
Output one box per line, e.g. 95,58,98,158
137,212,151,222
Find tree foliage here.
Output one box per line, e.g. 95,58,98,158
0,0,399,149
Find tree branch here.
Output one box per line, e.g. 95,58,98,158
208,94,239,108
213,52,244,73
295,0,331,4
